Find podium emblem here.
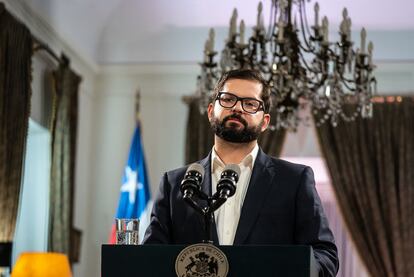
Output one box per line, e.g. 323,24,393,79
175,243,229,277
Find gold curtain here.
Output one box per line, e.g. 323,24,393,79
185,98,215,163
48,63,82,263
0,3,33,242
257,108,287,157
184,98,286,163
315,97,414,277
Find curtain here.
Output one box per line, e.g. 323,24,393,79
48,63,82,263
318,183,370,277
184,98,287,163
315,97,414,277
257,109,287,157
0,4,33,242
184,97,214,163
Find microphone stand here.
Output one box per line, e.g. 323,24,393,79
183,190,228,244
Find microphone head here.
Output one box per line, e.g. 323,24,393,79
216,164,241,199
181,163,205,197
186,163,205,181
222,164,241,181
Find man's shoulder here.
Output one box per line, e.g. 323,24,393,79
262,154,309,175
260,154,314,185
165,164,189,177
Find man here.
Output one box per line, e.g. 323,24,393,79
143,69,339,276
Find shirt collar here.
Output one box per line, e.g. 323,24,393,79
211,143,259,172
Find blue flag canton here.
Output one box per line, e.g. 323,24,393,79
116,125,151,219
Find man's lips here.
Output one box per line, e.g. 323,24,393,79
224,115,247,127
227,118,241,123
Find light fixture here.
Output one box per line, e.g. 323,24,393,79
11,252,72,277
196,0,377,131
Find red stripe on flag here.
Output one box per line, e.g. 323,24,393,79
109,224,116,244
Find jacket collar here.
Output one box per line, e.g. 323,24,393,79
233,148,275,244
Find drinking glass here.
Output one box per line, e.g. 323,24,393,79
115,218,139,245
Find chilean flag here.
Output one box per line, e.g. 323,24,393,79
109,122,152,244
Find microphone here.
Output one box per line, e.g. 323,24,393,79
180,163,205,199
216,164,241,200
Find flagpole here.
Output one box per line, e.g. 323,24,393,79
135,89,141,123
109,87,152,244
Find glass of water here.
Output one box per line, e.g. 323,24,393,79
115,218,139,245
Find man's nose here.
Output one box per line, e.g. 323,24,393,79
231,100,244,112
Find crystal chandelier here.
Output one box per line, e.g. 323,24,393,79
195,0,377,131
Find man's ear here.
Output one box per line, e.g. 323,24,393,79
207,103,214,122
261,113,271,132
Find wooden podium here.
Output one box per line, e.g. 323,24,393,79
102,244,318,277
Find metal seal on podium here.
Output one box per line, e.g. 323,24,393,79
175,243,229,277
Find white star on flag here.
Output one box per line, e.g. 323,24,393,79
120,166,143,204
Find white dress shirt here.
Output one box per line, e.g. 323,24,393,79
211,144,259,245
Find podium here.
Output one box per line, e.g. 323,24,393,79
102,244,318,277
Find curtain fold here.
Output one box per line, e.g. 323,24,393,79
184,98,286,163
48,63,81,263
315,97,414,277
0,4,33,242
257,109,287,157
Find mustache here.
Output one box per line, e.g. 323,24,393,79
223,113,248,127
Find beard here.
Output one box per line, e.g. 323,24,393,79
210,112,264,143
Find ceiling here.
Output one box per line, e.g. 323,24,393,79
20,0,414,64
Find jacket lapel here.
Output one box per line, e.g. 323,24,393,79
199,153,220,244
233,149,275,244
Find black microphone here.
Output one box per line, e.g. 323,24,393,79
180,163,205,199
216,164,241,200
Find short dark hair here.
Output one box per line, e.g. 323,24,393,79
211,69,271,113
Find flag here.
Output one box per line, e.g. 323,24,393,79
109,122,152,244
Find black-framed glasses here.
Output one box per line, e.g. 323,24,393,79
215,92,264,114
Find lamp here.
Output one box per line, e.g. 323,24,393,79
11,252,72,277
196,0,377,131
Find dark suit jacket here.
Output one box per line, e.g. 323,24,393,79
143,149,339,276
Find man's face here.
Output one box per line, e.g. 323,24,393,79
207,78,270,143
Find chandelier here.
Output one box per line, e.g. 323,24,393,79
195,0,377,131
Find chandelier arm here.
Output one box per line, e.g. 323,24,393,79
267,0,277,40
297,50,326,79
298,17,315,51
336,56,368,85
339,74,359,84
299,0,313,38
339,78,358,92
325,47,338,58
298,42,319,55
297,3,323,54
332,51,365,92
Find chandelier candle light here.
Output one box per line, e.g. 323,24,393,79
196,0,377,131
